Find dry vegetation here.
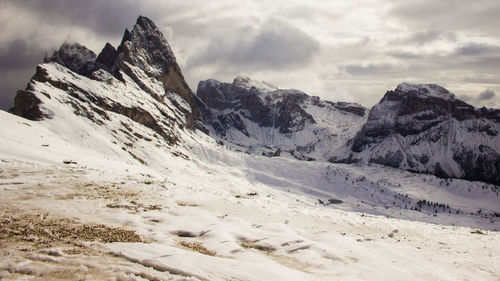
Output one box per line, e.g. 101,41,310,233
0,209,144,248
178,241,216,256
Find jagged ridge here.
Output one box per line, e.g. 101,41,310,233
196,76,367,160
13,16,206,132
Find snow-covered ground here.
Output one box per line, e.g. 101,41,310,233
1,110,499,280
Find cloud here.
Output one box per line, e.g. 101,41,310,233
0,0,499,110
455,43,500,56
478,89,495,101
0,39,48,110
186,19,319,71
343,63,403,76
7,0,142,37
0,40,45,74
394,29,457,46
388,0,500,36
458,94,473,102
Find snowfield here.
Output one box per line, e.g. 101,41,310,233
1,110,499,281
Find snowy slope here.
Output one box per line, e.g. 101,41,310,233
1,111,499,280
196,76,367,160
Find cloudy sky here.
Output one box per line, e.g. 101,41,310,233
1,0,500,110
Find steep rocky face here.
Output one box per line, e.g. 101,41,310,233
95,43,119,74
44,43,96,77
197,77,316,133
331,83,500,185
10,88,47,121
196,76,367,160
111,16,204,131
15,16,205,132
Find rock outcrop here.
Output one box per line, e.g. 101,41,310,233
44,43,96,77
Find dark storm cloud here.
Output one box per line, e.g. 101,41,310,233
0,40,45,74
0,70,34,110
459,89,496,104
478,89,495,101
8,0,142,36
187,20,319,71
0,0,152,110
0,40,47,110
455,43,500,56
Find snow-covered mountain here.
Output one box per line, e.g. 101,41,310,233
8,15,499,185
1,15,500,281
8,16,211,167
12,15,206,131
196,76,367,160
331,83,500,185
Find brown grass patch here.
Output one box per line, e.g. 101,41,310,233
0,210,144,249
178,241,216,256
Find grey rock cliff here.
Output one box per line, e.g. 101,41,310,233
331,83,500,185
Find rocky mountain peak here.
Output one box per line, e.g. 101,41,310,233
395,82,455,100
95,43,118,74
119,15,177,77
111,15,203,130
331,82,500,185
12,16,206,133
232,76,278,93
44,42,96,76
136,15,157,29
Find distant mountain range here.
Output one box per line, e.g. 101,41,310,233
7,16,500,185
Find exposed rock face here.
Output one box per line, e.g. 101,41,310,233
95,43,119,74
331,83,500,185
197,77,315,133
112,16,205,131
196,76,367,160
11,89,47,121
44,43,96,77
15,16,205,133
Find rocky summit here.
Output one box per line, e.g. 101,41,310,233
331,83,500,185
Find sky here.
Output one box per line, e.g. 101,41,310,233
1,0,500,110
